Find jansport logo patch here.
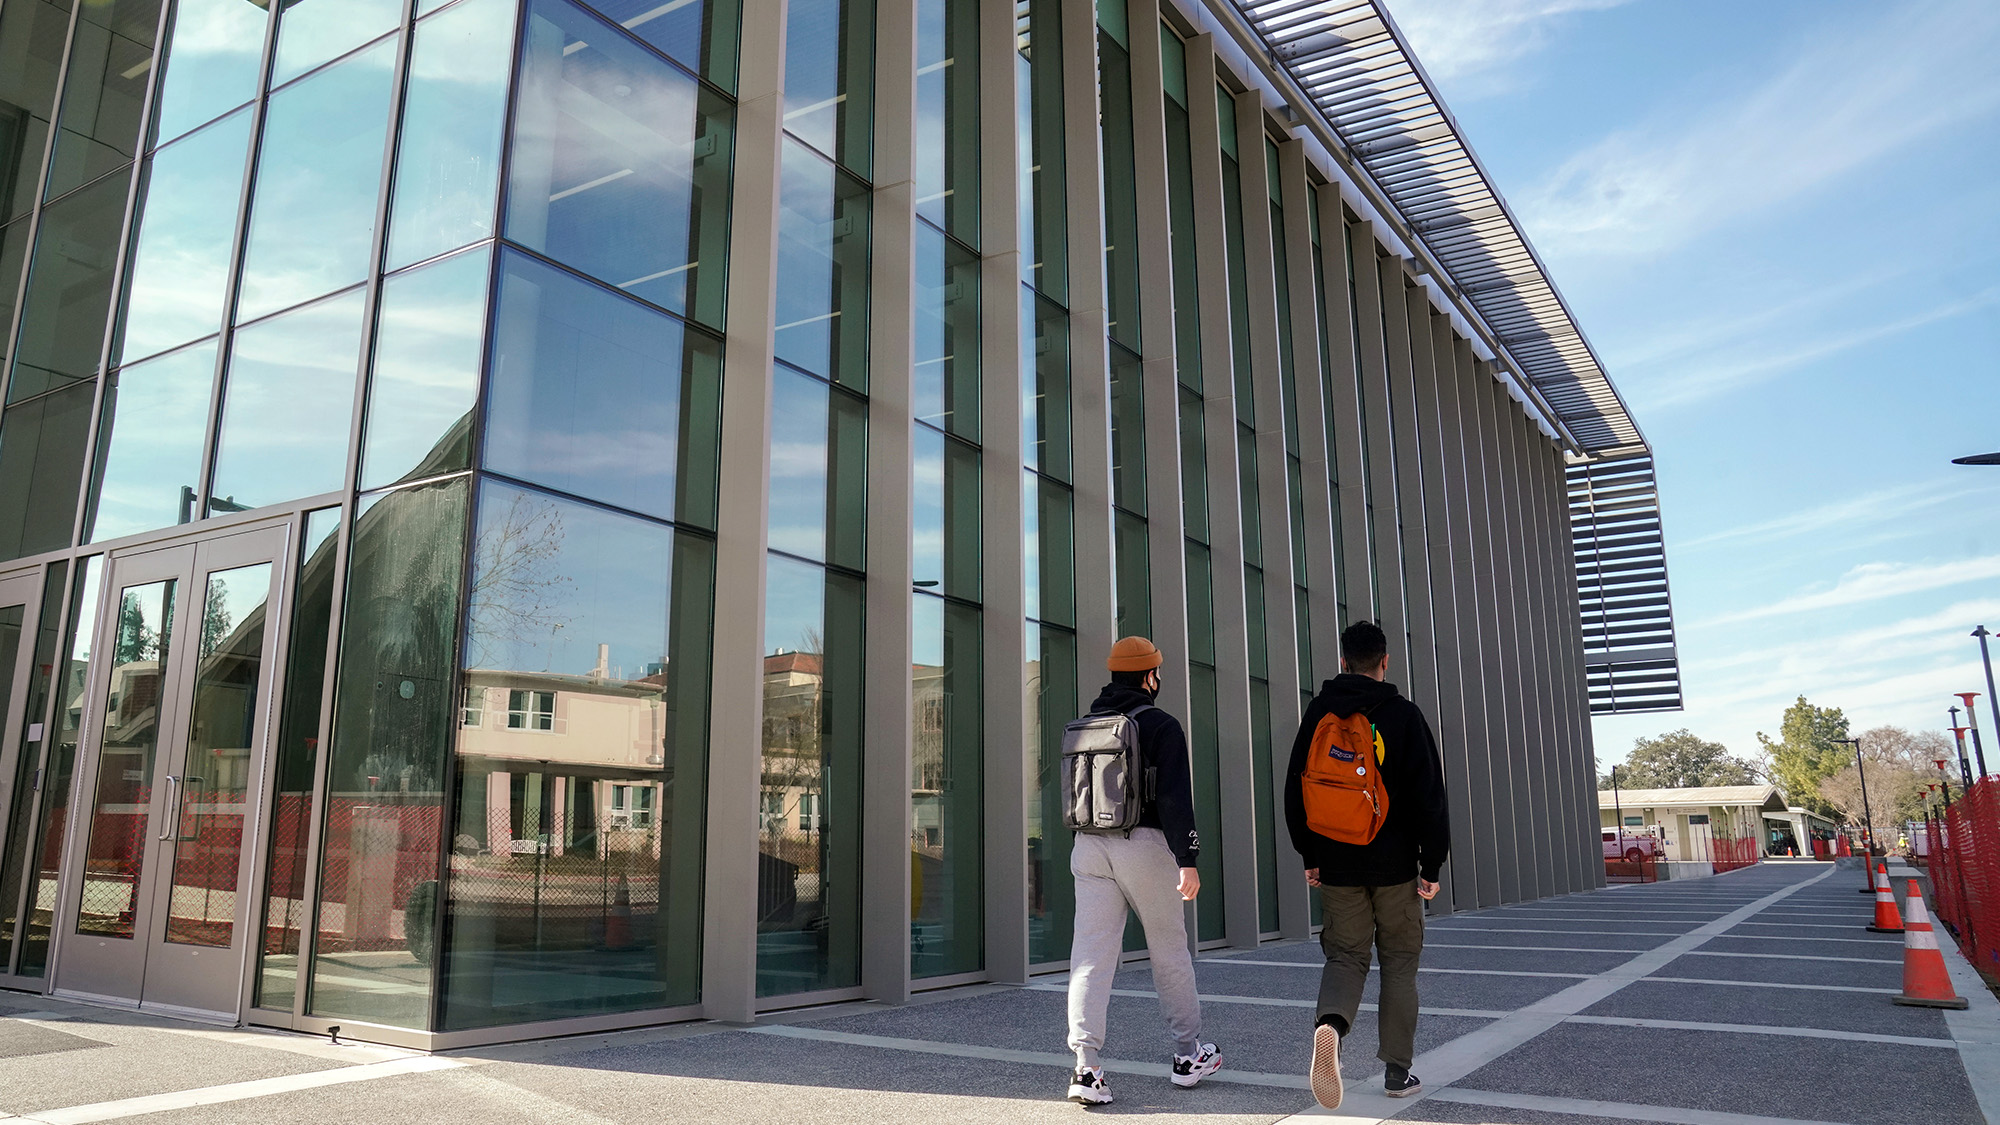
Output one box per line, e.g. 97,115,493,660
1327,742,1357,763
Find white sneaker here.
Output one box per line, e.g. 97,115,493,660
1309,1021,1343,1109
1067,1066,1112,1105
1171,1043,1222,1087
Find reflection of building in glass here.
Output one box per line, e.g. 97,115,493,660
0,0,1668,1047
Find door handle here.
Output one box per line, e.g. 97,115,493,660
159,775,182,841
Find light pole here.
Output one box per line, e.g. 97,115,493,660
1974,626,2000,751
1836,736,1874,884
1950,707,1974,788
1611,764,1624,857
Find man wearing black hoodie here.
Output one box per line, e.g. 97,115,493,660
1063,637,1220,1106
1283,621,1450,1108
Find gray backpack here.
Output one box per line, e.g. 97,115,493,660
1060,705,1158,833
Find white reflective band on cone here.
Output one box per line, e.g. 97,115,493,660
1907,928,1940,951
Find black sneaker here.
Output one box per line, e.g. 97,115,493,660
1384,1064,1422,1098
1067,1067,1112,1105
1171,1042,1221,1087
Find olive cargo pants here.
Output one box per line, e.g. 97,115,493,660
1316,880,1425,1069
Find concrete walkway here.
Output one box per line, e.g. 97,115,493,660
0,861,1992,1123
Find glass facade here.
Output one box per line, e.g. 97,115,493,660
0,0,1605,1042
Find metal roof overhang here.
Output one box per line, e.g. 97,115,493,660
1218,0,1648,461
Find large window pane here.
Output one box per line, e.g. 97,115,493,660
911,429,978,602
235,38,396,323
43,0,160,201
1184,540,1213,666
1026,624,1075,963
86,341,217,542
775,140,869,389
914,0,976,242
269,0,400,89
309,476,468,1030
783,0,872,175
914,224,978,441
1015,0,1065,301
483,251,723,527
359,247,491,491
578,0,741,92
0,383,94,561
767,369,866,571
8,172,127,404
116,108,253,366
1113,509,1149,639
209,288,366,513
507,0,736,330
1161,29,1201,391
1187,662,1224,942
441,482,712,1028
150,0,268,148
758,554,862,997
1249,678,1277,934
0,220,30,371
1096,19,1139,351
254,508,339,1011
0,0,72,225
18,556,100,975
77,577,176,938
911,593,979,978
1031,475,1073,629
1108,345,1144,515
1022,292,1069,481
383,0,517,273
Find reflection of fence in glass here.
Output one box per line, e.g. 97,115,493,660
256,795,443,955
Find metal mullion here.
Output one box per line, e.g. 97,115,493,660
191,0,284,528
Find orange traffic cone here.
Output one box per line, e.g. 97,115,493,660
1867,862,1905,934
1892,881,1968,1010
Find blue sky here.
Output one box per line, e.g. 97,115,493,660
1380,0,2000,772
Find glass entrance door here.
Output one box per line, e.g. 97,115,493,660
53,526,289,1019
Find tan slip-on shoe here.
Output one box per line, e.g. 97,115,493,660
1309,1023,1343,1109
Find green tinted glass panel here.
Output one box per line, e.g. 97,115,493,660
87,341,217,542
42,0,159,200
775,140,870,389
8,173,127,404
270,0,400,88
150,0,268,147
783,0,873,174
1026,623,1075,964
0,0,70,225
910,592,980,978
0,383,94,561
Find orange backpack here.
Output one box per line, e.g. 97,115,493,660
1301,708,1389,845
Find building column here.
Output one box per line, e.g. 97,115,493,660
1185,41,1259,951
977,0,1029,987
1444,339,1501,908
700,0,788,1025
1278,142,1341,688
1348,231,1408,665
862,0,917,1006
1470,365,1525,904
1318,194,1376,636
1503,402,1557,899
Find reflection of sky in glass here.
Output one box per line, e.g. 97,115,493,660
767,367,829,561
151,0,268,146
782,0,852,162
576,0,719,82
912,426,944,587
913,0,946,227
913,223,947,427
360,247,490,490
119,110,252,366
269,0,400,89
198,562,270,659
235,40,395,322
484,250,689,521
383,0,515,272
209,289,365,511
90,342,217,542
466,480,673,677
1022,470,1040,621
774,141,841,379
763,552,824,659
505,0,709,316
911,590,943,670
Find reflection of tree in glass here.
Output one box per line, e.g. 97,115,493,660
115,592,161,664
467,490,573,669
201,579,234,656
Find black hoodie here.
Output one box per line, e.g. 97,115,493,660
1086,682,1201,868
1283,674,1451,885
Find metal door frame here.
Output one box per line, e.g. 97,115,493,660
0,568,49,975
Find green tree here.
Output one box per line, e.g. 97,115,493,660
1817,726,1952,838
1599,729,1762,790
1757,696,1850,816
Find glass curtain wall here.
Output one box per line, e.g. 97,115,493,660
910,0,982,980
1267,142,1312,713
1099,2,1147,642
1342,220,1383,619
758,0,872,999
1017,0,1076,967
1307,196,1349,633
1158,24,1223,944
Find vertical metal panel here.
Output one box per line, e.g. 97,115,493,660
1413,309,1475,912
978,0,1029,987
1439,334,1497,907
1469,366,1523,903
1230,92,1303,939
1499,394,1552,900
1184,47,1257,950
1277,144,1340,691
861,0,918,1006
1516,412,1572,894
1348,229,1403,655
700,0,790,1025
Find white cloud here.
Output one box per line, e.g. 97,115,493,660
1383,0,1634,90
1519,0,2000,260
1704,556,2000,625
1677,479,1999,552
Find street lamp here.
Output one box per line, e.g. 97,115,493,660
1974,627,2000,751
1836,736,1873,880
1957,692,1990,780
1952,453,2000,465
1611,764,1624,856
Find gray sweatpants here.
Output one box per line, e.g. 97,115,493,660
1066,827,1202,1068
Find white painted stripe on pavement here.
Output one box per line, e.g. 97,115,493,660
19,1056,465,1124
1018,981,1507,1020
1428,926,1695,937
1427,1087,1858,1125
1701,932,1902,945
1426,943,1658,954
1205,959,1592,980
1637,976,1898,996
1680,949,1900,965
1562,1013,1956,1048
743,1024,1308,1089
